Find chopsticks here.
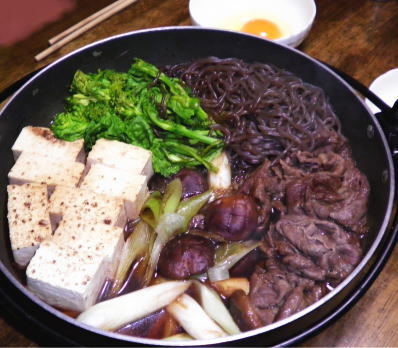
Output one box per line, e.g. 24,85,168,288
35,0,139,62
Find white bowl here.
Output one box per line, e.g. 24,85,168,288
189,0,316,48
365,68,398,114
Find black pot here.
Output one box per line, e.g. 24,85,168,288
0,27,396,346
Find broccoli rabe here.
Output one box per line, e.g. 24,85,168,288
51,58,224,176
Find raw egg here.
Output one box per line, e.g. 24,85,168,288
240,18,282,40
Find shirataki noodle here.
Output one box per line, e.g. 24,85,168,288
164,57,344,170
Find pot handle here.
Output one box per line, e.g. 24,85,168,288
324,62,398,160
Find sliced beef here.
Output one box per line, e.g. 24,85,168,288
312,128,348,156
286,173,341,216
274,286,307,321
248,260,326,325
249,263,293,325
265,227,326,281
237,149,369,237
327,164,369,234
284,151,369,234
238,159,286,235
275,281,325,321
226,133,369,329
280,150,347,178
275,215,362,281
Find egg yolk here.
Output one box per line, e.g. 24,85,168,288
240,19,282,40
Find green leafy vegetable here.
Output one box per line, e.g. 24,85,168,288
51,58,224,176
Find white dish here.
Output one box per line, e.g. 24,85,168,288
366,68,398,114
189,0,316,48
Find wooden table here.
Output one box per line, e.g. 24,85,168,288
1,0,397,346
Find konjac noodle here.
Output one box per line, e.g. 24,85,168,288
8,57,370,341
165,57,344,171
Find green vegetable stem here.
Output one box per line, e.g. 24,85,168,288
51,58,224,176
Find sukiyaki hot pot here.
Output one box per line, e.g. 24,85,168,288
0,27,396,346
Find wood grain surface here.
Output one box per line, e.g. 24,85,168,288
1,0,398,346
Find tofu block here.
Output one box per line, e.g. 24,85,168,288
8,152,85,193
26,221,123,312
86,139,153,178
80,163,148,219
51,220,124,263
49,185,127,230
11,126,85,162
7,183,52,267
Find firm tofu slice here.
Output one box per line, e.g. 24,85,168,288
51,220,124,264
11,126,85,162
49,185,127,230
26,222,123,312
80,163,148,219
86,139,153,178
7,183,52,267
8,152,85,193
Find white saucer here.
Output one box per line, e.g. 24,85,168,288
365,68,398,114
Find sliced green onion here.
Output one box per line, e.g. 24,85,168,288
208,151,231,191
111,221,153,295
162,333,193,341
161,178,182,214
143,213,185,286
140,191,162,228
207,267,230,283
77,281,191,331
176,190,212,231
208,240,260,282
193,281,240,335
155,212,185,239
167,294,227,340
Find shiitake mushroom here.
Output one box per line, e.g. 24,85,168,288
174,168,208,199
148,169,208,199
157,234,215,279
204,194,258,241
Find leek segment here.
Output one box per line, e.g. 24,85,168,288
161,179,183,214
207,240,260,282
111,221,153,295
77,281,191,331
193,281,241,335
167,294,227,340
